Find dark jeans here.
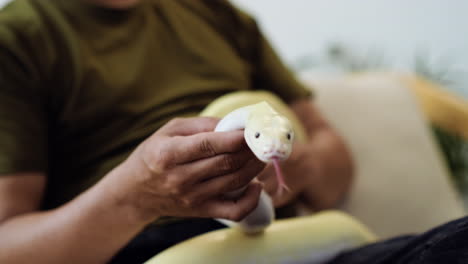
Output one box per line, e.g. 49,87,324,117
109,219,226,264
328,216,468,264
110,216,468,264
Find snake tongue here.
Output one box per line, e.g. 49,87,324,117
271,158,290,196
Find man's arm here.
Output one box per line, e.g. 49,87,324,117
0,117,264,264
290,99,354,210
0,171,153,264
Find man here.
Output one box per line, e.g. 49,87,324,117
0,0,353,263
2,0,468,263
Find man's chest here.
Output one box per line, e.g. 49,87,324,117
56,9,253,126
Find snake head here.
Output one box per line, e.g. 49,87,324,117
245,113,294,163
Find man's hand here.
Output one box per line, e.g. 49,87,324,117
114,117,265,224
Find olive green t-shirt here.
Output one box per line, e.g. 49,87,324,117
0,0,311,210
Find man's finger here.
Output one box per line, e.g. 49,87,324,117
176,149,254,184
161,117,220,136
186,158,265,202
172,130,246,164
201,182,263,221
257,165,278,196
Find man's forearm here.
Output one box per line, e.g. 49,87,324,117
0,163,154,264
290,99,354,210
301,126,354,210
0,116,264,264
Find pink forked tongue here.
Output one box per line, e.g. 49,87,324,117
272,158,290,196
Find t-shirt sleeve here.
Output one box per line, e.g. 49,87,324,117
183,0,313,102
0,17,48,175
224,1,313,102
250,32,313,102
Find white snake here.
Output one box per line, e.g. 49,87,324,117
213,101,295,234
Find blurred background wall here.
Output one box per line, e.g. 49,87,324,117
1,0,466,97
232,0,468,98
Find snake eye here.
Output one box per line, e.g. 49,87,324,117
255,132,260,139
286,133,292,140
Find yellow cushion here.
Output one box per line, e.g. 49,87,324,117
303,72,465,238
145,211,376,264
401,75,468,140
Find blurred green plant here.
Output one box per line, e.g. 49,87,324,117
432,127,468,206
413,53,465,87
293,42,387,72
414,55,468,206
326,43,387,72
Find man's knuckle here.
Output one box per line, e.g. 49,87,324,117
170,185,184,196
248,197,260,212
234,203,256,221
199,138,216,156
142,148,166,173
191,193,204,205
167,174,183,187
154,143,174,168
152,155,168,171
181,197,194,207
237,175,246,190
219,155,236,171
167,117,184,127
229,210,245,222
229,174,244,191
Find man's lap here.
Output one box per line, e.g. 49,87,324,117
110,216,468,264
110,219,226,264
